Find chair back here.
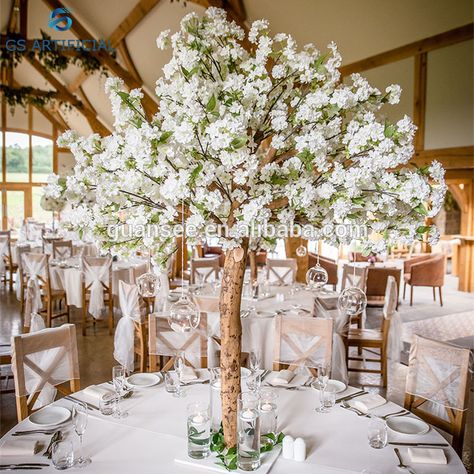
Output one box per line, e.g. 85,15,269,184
190,257,220,284
52,240,73,260
410,254,446,287
266,258,297,285
11,324,80,421
341,264,368,291
114,281,147,373
273,315,333,373
148,312,208,370
366,267,401,300
82,255,112,319
404,335,471,454
26,222,45,242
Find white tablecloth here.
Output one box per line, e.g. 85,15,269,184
49,258,148,308
0,378,464,473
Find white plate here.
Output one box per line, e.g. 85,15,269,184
29,406,70,427
126,372,162,388
312,379,347,394
255,310,275,318
386,416,430,435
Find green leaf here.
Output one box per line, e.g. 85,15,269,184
190,163,203,186
230,136,247,149
414,203,428,215
351,197,365,206
158,131,173,144
206,94,217,112
384,122,396,138
416,225,431,234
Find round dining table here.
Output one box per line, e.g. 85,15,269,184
0,377,464,473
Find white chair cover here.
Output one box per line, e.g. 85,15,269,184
15,244,31,300
83,256,112,319
384,276,402,379
22,253,48,328
53,241,72,260
341,264,368,291
26,223,44,242
0,236,8,276
405,335,472,421
114,281,146,373
266,258,297,285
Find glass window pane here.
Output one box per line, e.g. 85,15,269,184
32,135,53,183
6,190,25,230
6,132,29,182
32,186,52,224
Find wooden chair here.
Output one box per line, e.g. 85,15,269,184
52,240,73,260
148,312,208,371
273,315,333,376
403,254,446,306
81,256,114,336
116,281,148,373
21,252,70,330
266,258,297,285
366,267,401,308
11,324,80,421
404,335,471,455
346,276,398,387
0,230,16,291
190,257,220,284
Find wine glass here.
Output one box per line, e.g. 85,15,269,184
72,401,91,467
112,365,129,419
315,363,330,413
174,351,185,398
249,351,260,374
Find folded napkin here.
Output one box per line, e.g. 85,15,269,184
0,438,44,456
180,366,198,383
408,447,447,464
83,384,114,401
267,370,308,387
351,393,386,412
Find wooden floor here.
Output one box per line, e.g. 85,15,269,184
0,280,472,471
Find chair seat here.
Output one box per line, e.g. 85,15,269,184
348,328,383,342
404,273,411,282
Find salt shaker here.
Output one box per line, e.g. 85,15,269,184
293,437,306,462
282,435,294,460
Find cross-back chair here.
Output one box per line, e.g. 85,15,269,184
190,257,220,284
0,231,16,291
52,240,73,260
16,244,32,315
81,255,114,336
404,335,471,455
11,324,80,421
266,258,297,285
273,315,333,376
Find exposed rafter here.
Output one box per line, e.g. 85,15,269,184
41,0,158,118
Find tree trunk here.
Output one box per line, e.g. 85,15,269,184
219,239,248,448
248,249,258,283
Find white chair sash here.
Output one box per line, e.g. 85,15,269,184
22,254,47,328
0,237,8,276
83,257,111,319
114,281,145,373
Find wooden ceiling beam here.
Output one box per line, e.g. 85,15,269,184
41,0,158,118
341,23,474,76
19,0,28,37
410,146,474,170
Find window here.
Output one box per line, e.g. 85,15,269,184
32,135,53,183
5,132,29,182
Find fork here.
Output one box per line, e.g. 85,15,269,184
394,448,417,474
340,400,371,417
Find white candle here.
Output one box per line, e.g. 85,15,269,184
282,435,294,460
293,437,306,462
193,414,204,423
260,403,273,412
241,409,255,421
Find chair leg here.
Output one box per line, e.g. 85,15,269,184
108,299,114,335
439,287,443,307
410,286,413,306
403,282,406,299
432,287,436,301
9,269,13,292
82,304,87,336
47,299,52,327
66,303,71,323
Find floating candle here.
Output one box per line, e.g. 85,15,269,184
193,414,204,423
241,409,255,421
260,403,273,412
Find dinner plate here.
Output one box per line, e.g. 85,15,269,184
386,416,430,435
126,372,162,388
29,406,70,427
255,310,275,318
311,379,347,393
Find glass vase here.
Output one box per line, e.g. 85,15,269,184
237,392,261,471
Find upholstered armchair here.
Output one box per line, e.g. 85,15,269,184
308,253,338,290
403,254,432,274
403,253,446,306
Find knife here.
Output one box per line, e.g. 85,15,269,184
0,465,49,468
336,390,367,404
389,442,449,447
0,468,44,471
65,395,99,411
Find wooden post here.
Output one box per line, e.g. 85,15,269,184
285,237,308,283
219,239,248,447
248,249,258,282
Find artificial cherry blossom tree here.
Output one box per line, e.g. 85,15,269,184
45,8,446,447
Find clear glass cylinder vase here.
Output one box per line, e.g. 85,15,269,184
237,392,261,471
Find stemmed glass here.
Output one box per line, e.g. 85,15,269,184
315,363,330,413
112,365,129,418
249,351,260,374
72,401,91,467
174,350,185,398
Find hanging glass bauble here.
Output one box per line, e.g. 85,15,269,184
168,295,200,333
296,245,307,257
136,271,160,297
306,263,328,289
337,287,367,316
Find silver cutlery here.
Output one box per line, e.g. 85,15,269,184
340,400,371,417
390,442,448,447
336,390,367,404
44,431,62,459
381,409,410,420
12,430,56,437
394,447,417,474
65,395,99,411
0,464,49,468
0,468,44,471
